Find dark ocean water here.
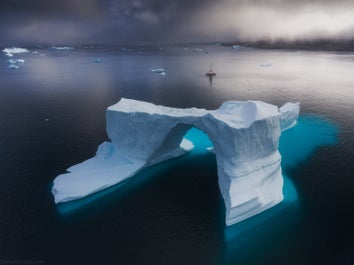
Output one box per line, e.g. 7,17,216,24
0,45,353,265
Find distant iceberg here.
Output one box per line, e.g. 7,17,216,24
52,98,300,226
120,48,132,52
8,64,19,69
2,47,29,54
2,47,29,57
48,46,74,51
150,68,165,75
8,59,24,64
94,58,103,63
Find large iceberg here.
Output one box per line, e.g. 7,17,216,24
52,98,299,226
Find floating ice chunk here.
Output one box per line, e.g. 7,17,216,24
261,63,272,67
2,47,29,54
206,146,215,153
194,48,203,52
5,53,13,57
94,58,103,63
8,64,19,69
232,45,241,49
8,59,24,64
49,46,74,51
150,68,165,73
160,72,166,75
52,98,300,226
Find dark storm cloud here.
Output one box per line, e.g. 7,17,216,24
1,0,354,45
0,0,103,16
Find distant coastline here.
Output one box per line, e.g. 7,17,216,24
222,39,354,52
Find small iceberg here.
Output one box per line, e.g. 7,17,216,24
8,64,19,69
150,68,165,74
48,46,74,51
8,59,24,64
193,48,203,52
261,63,272,67
94,58,103,63
2,47,29,55
232,45,241,49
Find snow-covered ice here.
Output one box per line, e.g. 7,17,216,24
8,59,24,64
8,64,19,69
48,46,74,51
150,68,165,73
52,98,299,226
2,47,29,55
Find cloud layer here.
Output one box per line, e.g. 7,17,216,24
1,0,354,45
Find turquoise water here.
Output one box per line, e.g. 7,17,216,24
57,114,338,265
223,115,338,264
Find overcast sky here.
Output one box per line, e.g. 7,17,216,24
1,0,354,45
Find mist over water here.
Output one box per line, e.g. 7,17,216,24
0,45,353,264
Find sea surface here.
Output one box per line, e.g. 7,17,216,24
0,44,353,265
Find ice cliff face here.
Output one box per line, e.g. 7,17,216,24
52,98,299,226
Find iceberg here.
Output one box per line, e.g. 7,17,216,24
8,64,19,69
52,98,299,226
150,68,165,73
8,59,25,64
2,47,29,55
48,46,74,51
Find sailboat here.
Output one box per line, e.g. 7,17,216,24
206,62,216,77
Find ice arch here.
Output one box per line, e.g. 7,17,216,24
52,98,299,226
